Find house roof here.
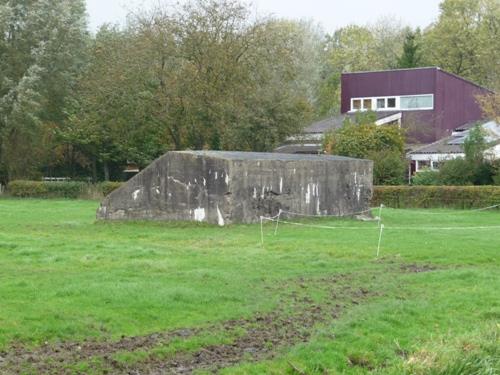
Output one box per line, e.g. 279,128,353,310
409,137,464,155
304,116,345,134
342,67,494,93
273,144,323,154
304,111,401,134
409,120,500,155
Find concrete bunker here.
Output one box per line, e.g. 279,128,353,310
97,151,373,225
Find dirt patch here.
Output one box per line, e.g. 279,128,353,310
0,328,198,375
399,263,437,273
0,274,377,375
373,258,439,274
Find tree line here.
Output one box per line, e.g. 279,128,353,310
0,0,498,182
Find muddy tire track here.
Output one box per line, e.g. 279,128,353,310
0,273,379,375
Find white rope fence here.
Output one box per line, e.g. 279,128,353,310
383,203,500,215
259,202,500,257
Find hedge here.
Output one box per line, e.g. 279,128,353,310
373,185,500,209
7,180,123,199
99,181,123,196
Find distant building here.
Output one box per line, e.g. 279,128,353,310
341,67,492,143
277,67,493,155
408,120,500,173
275,112,401,154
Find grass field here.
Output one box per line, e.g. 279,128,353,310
0,199,498,374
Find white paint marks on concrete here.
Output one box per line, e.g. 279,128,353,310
293,168,296,174
194,207,206,222
155,187,160,195
253,187,257,199
305,184,311,204
132,189,141,201
215,171,218,180
279,177,283,193
356,187,361,202
225,174,230,185
203,178,207,186
354,172,358,184
316,197,320,214
168,176,186,187
261,186,266,199
216,205,225,226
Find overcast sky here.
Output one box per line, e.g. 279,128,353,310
86,0,442,33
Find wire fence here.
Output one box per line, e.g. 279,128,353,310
259,202,500,258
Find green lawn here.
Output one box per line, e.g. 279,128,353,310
0,199,498,374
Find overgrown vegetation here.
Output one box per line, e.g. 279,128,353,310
0,0,498,182
0,200,498,373
7,180,122,198
324,112,407,185
373,185,500,208
412,125,499,186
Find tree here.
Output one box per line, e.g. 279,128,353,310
370,149,407,185
317,19,407,116
130,0,316,152
438,158,474,185
324,113,405,159
422,0,500,90
437,125,494,185
324,115,406,185
477,93,500,123
60,0,318,181
0,0,88,180
464,125,487,164
61,26,164,181
397,29,423,68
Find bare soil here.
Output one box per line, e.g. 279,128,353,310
0,273,382,375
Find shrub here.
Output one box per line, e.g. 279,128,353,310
8,180,48,197
438,158,474,185
324,122,405,159
45,181,87,198
8,180,124,198
8,180,87,198
493,162,500,185
99,181,123,196
372,185,500,209
370,150,406,185
412,169,441,185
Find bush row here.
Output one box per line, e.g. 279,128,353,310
373,185,500,209
7,180,123,199
6,181,500,210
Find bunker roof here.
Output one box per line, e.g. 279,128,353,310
176,151,365,162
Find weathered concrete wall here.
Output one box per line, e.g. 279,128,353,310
97,151,373,225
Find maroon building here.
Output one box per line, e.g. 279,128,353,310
341,67,492,143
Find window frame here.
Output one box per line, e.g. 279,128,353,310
349,94,434,112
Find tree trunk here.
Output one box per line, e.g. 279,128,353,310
91,157,97,183
103,161,110,181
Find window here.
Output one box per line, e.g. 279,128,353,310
352,99,361,110
350,94,433,112
416,160,431,171
400,95,433,110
